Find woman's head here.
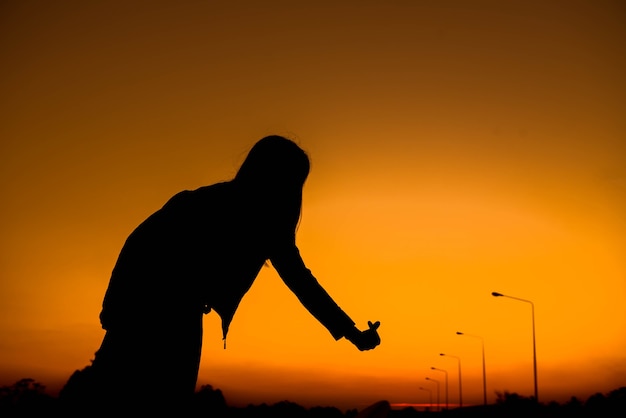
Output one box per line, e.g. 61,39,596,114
234,135,310,229
235,135,310,192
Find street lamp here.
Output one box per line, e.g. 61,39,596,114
425,377,440,411
431,367,448,410
457,331,487,406
492,291,538,402
418,387,432,411
440,353,462,408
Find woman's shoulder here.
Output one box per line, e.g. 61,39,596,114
192,181,237,202
198,181,231,191
157,181,231,212
176,181,232,198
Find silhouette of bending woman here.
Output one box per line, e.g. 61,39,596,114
62,135,380,413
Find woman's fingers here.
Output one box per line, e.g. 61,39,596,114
368,320,380,331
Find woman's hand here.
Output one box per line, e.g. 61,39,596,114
345,321,381,351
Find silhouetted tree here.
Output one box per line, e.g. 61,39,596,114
270,400,311,418
494,391,540,417
0,378,55,416
557,395,586,417
192,384,227,417
583,392,607,416
310,405,345,418
389,406,420,418
585,387,626,418
345,407,359,418
545,400,563,417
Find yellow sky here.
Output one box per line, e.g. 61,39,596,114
1,0,625,411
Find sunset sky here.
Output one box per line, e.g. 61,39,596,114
1,0,625,411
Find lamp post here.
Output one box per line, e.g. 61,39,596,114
440,353,462,408
492,291,538,402
431,367,449,410
419,386,432,411
425,377,440,411
457,331,487,405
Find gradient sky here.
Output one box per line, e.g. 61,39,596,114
1,0,625,411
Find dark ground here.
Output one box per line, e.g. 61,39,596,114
1,379,624,417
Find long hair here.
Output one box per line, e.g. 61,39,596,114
234,135,310,231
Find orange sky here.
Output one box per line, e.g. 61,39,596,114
1,0,625,411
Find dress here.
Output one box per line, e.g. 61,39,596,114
71,181,356,413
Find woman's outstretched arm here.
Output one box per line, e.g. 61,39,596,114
270,244,380,350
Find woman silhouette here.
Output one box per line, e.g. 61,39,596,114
61,135,380,414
